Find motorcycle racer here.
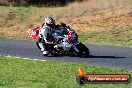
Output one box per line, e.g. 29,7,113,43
37,17,56,56
36,17,82,56
28,19,90,57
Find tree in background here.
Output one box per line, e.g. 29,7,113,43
7,0,21,6
24,0,75,6
0,0,86,6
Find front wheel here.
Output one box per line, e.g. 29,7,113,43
76,43,90,58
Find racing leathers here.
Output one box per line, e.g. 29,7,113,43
37,24,54,55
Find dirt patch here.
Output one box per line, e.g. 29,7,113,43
71,10,132,33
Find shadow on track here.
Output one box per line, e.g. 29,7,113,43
89,55,125,59
42,55,125,59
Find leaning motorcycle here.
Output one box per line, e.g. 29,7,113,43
27,24,90,57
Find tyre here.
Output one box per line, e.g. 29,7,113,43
76,43,90,58
68,47,78,57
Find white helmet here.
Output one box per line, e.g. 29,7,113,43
45,17,55,28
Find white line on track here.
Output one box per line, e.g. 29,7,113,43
23,58,30,60
13,56,21,58
26,58,47,62
5,55,12,58
2,55,47,62
33,59,39,61
40,60,47,61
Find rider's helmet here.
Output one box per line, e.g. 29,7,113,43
45,17,55,29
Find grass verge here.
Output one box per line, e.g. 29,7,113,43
0,56,131,88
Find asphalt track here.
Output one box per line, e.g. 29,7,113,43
0,39,132,70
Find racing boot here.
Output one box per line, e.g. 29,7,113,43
42,51,49,56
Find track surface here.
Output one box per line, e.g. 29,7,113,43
0,39,132,70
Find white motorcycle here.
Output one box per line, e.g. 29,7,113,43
36,24,90,57
29,23,90,57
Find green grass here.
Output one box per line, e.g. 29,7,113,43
79,27,132,46
0,6,44,23
0,56,131,88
